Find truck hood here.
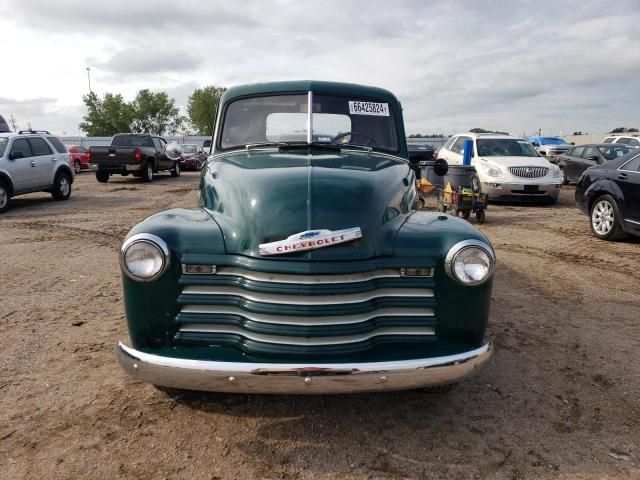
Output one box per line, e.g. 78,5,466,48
200,149,415,260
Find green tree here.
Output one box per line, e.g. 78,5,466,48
79,92,134,136
130,89,183,135
187,86,226,135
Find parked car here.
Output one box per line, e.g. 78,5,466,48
526,136,572,161
554,143,633,185
67,144,91,173
575,150,640,240
116,80,495,395
601,135,640,149
179,143,207,171
0,130,74,213
437,133,562,203
89,133,180,183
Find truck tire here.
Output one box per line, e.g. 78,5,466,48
51,171,72,200
142,161,154,182
0,181,10,213
171,161,181,177
96,171,109,183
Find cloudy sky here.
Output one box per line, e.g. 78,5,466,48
1,0,638,136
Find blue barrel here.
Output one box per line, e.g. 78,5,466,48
462,139,473,166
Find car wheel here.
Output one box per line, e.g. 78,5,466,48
0,182,10,213
96,171,109,183
462,210,471,220
52,171,72,200
560,167,568,185
171,161,181,177
74,160,81,174
143,161,154,182
476,209,486,224
590,195,625,241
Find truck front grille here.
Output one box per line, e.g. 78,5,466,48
509,166,548,178
174,266,436,358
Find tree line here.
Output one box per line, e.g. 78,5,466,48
80,86,226,137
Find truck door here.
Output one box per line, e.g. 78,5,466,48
153,137,169,169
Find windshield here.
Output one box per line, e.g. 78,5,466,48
0,138,8,156
220,93,399,152
598,145,631,160
182,145,197,153
539,137,568,145
477,139,540,157
112,135,153,147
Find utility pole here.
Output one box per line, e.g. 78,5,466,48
86,67,92,93
10,114,17,131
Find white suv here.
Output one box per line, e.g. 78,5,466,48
602,135,640,149
437,133,562,204
0,130,74,213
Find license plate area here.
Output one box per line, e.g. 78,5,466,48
524,185,539,193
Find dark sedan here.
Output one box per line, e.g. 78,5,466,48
555,143,632,185
575,151,640,240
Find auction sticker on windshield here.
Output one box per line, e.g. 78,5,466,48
348,101,389,116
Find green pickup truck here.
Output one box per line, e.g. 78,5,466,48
116,80,495,394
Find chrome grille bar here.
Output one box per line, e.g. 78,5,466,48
212,267,406,284
181,286,433,305
508,166,549,178
177,324,435,346
179,305,434,326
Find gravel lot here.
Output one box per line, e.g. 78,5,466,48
1,171,639,479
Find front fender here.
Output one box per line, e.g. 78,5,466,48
122,208,226,348
584,178,624,212
394,211,493,346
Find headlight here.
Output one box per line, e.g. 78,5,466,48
480,163,502,177
120,233,170,281
551,165,561,177
445,240,495,286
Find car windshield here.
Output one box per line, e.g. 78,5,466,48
539,137,568,145
598,145,631,160
112,135,153,147
220,93,399,152
477,139,540,157
0,138,8,156
182,145,197,153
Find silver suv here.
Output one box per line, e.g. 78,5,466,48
0,130,74,213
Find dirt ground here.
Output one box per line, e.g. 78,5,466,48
1,171,639,480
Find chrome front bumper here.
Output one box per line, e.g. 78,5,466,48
116,341,492,394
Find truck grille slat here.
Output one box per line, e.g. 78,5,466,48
177,325,435,346
181,286,433,305
509,166,548,178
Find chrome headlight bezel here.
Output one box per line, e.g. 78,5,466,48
120,233,170,282
444,239,495,286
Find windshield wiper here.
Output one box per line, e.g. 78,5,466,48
245,142,289,150
306,142,373,153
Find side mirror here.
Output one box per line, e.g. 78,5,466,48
165,142,182,161
588,155,599,162
434,158,449,176
9,151,24,160
532,142,540,147
571,142,575,145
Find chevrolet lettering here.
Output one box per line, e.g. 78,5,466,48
116,80,496,395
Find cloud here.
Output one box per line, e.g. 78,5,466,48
1,0,639,135
99,49,202,75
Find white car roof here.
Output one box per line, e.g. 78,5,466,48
452,132,521,141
